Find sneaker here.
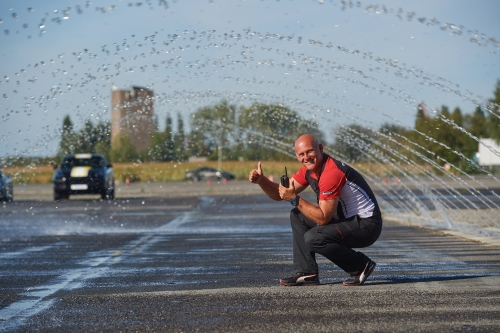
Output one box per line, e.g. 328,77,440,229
279,272,320,286
342,260,376,286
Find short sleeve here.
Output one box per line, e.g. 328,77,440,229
292,167,309,187
318,165,345,201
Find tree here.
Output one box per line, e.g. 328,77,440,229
57,115,77,162
238,102,325,161
174,113,187,161
146,114,175,161
165,114,175,161
57,115,112,162
427,106,461,164
405,102,487,168
187,128,211,158
148,131,168,161
332,124,378,162
487,80,500,143
93,121,111,161
77,121,98,153
189,100,238,160
466,106,488,139
109,133,138,162
374,122,412,162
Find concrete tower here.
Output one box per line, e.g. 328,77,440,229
111,86,155,152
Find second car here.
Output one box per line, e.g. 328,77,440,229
185,167,235,182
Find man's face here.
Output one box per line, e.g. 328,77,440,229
295,137,323,172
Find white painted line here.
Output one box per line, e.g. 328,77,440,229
0,243,65,260
0,197,213,330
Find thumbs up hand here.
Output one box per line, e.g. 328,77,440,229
248,161,264,184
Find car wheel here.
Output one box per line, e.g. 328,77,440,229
54,191,62,201
107,188,115,200
101,188,114,200
7,184,13,202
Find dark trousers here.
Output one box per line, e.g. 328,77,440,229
290,208,383,276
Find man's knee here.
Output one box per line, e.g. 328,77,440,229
304,228,345,255
303,229,324,250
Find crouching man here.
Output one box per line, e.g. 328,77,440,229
248,134,383,286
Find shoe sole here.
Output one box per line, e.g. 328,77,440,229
342,261,376,287
279,280,320,287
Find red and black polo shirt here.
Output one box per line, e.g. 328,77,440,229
293,154,380,219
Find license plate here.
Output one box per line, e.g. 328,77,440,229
71,184,88,190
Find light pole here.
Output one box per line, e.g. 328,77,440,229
218,118,222,171
218,143,222,171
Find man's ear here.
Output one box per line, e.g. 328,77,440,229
319,143,324,153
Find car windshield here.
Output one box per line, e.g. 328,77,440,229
62,156,105,169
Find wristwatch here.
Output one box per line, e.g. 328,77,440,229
290,196,300,207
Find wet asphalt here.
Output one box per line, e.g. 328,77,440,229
1,184,500,332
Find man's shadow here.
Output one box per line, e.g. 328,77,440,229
322,273,492,286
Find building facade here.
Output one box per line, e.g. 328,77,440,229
111,86,155,152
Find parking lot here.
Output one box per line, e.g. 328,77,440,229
1,187,500,332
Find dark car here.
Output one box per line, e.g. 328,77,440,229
185,167,235,182
52,153,115,201
0,169,13,202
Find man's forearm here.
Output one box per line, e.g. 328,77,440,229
295,197,337,226
258,177,282,201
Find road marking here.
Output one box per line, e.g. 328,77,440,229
0,197,213,330
0,243,66,260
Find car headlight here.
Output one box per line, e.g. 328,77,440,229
53,171,64,181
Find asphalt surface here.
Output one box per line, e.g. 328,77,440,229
1,183,500,332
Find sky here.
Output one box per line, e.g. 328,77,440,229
0,0,499,159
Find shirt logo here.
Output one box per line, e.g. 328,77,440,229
322,191,333,195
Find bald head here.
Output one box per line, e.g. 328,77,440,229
295,134,319,151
